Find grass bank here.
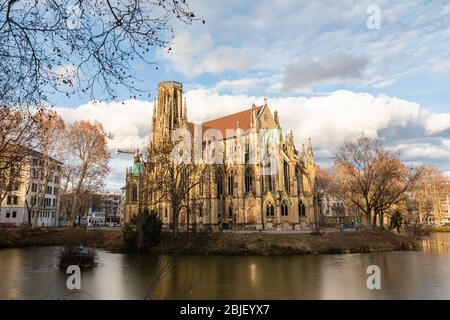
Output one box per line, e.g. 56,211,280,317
0,228,418,255
151,230,418,255
0,228,122,251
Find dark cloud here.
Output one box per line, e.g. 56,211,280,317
282,52,368,92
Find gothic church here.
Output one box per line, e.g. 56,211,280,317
123,81,318,231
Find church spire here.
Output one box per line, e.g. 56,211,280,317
302,143,306,162
308,137,314,164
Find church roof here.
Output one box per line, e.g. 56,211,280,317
187,105,264,140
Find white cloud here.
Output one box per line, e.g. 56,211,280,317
56,99,153,193
158,31,255,78
395,142,450,161
424,113,450,135
55,99,152,151
185,88,426,149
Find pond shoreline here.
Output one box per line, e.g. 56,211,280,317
0,228,420,255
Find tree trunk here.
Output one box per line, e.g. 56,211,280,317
172,210,179,240
186,207,190,235
379,210,384,230
372,210,378,228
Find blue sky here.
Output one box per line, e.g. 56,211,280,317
55,0,450,192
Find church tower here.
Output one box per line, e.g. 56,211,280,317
151,81,185,145
153,81,184,131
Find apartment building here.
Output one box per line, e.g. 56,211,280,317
0,150,62,227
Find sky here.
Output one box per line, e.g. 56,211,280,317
54,0,450,193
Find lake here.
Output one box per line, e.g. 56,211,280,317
0,233,449,299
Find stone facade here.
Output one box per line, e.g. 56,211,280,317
124,81,318,231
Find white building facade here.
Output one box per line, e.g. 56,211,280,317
0,150,62,227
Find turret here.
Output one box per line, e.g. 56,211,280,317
251,103,258,129
274,110,280,128
183,97,187,123
302,144,306,163
308,137,314,164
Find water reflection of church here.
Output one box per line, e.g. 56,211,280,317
123,81,318,231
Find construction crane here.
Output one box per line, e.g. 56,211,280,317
118,148,144,164
116,147,137,156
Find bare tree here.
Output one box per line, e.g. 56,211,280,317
332,133,419,230
23,110,65,227
0,106,38,208
0,0,201,107
410,165,447,226
146,133,206,239
60,120,111,225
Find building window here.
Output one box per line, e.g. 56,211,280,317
7,196,18,205
132,185,138,202
296,167,302,194
266,204,275,217
32,183,37,192
244,143,250,163
228,207,233,217
228,174,234,196
281,201,289,216
245,167,253,193
6,211,10,218
216,173,223,198
283,161,290,192
299,201,306,216
12,211,17,218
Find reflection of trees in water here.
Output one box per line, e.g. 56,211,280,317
421,236,450,253
146,255,206,300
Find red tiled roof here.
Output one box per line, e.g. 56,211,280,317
202,106,263,138
184,105,264,141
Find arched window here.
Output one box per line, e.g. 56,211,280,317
295,166,302,195
266,169,275,192
281,201,288,216
228,174,234,196
216,172,223,198
245,142,250,163
132,185,138,202
299,201,306,216
266,204,275,217
245,167,253,193
284,160,290,192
